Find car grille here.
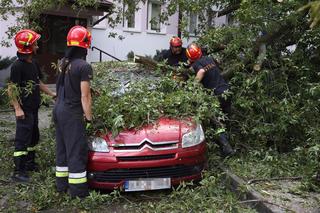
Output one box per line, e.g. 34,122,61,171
112,140,178,152
90,164,204,183
117,154,175,161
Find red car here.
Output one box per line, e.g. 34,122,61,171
87,117,207,191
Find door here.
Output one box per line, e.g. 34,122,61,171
37,14,87,83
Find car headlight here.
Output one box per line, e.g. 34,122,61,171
89,137,110,152
182,124,205,148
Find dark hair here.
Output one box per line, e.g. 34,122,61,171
65,46,88,60
16,52,31,61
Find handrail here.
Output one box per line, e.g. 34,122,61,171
91,46,122,62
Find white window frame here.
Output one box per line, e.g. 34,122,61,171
187,12,199,37
123,2,142,32
147,0,166,34
90,15,107,29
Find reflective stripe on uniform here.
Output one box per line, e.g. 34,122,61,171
68,171,87,184
68,177,87,184
56,171,69,177
27,147,36,151
14,151,28,157
69,171,86,179
55,166,69,178
56,166,68,172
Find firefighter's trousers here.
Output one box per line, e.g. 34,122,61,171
14,110,39,174
53,102,89,198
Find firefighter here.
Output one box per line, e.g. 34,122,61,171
161,36,188,66
9,29,56,182
186,43,235,157
53,25,93,198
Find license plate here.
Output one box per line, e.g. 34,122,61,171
124,178,171,192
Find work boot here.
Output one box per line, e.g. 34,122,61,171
25,151,39,172
56,188,68,195
69,184,89,199
217,133,235,158
11,172,30,183
12,154,30,182
25,162,39,172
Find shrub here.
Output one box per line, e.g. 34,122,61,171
126,51,134,61
0,56,17,70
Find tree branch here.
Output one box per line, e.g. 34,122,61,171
217,3,241,17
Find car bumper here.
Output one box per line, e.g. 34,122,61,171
87,142,207,190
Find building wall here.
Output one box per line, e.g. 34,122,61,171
0,11,22,58
0,1,228,63
88,28,198,63
87,1,197,62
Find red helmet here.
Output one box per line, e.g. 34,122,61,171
186,43,202,62
14,29,41,54
67,26,92,49
170,36,182,47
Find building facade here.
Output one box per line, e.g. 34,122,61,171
0,0,228,83
88,1,229,62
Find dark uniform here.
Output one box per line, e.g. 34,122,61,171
10,54,42,176
191,56,230,114
191,56,234,156
53,53,93,198
162,48,188,67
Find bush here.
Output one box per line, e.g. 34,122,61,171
153,49,167,62
0,56,17,70
126,50,134,61
0,88,9,109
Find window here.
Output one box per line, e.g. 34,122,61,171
188,12,199,36
123,2,136,29
127,13,135,28
147,0,163,32
89,15,107,29
89,16,99,26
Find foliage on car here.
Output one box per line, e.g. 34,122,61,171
90,62,225,137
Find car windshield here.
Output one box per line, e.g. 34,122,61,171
92,62,159,96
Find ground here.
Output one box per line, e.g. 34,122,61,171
0,107,319,212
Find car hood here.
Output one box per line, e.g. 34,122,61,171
105,117,195,145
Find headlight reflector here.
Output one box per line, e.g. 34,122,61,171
89,137,109,152
182,124,205,148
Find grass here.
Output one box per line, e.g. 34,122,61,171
0,121,255,212
227,148,319,182
226,145,320,207
1,111,319,212
1,109,318,212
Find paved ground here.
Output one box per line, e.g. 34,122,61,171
224,167,320,213
253,180,320,213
